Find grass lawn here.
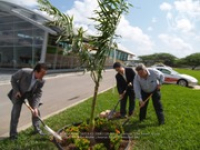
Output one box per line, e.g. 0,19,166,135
0,69,200,150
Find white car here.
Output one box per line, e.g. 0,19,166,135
154,67,198,87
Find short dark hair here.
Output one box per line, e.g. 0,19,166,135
33,63,47,72
113,62,121,69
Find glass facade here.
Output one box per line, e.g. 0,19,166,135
109,49,129,61
45,35,80,69
0,12,44,68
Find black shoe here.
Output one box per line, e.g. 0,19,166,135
32,130,46,136
10,136,18,141
38,130,46,136
140,118,146,122
128,113,133,117
120,115,127,119
159,121,165,126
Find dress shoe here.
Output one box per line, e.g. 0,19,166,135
32,130,46,136
120,115,127,119
38,130,46,136
128,113,133,117
159,121,165,126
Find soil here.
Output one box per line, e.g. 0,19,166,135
53,117,134,150
55,130,134,150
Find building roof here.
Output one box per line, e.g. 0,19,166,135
0,0,57,35
117,48,135,56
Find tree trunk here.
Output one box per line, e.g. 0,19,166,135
89,81,99,131
192,65,197,70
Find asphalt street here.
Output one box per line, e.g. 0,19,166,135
0,70,116,139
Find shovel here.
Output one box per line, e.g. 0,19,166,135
23,99,62,141
123,93,153,126
108,88,128,120
107,99,121,120
140,93,153,108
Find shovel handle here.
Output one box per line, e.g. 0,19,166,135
140,93,153,108
24,100,34,112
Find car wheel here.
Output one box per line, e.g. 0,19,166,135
177,79,188,87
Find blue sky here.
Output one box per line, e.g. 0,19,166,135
7,0,200,58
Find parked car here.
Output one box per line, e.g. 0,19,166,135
153,67,198,87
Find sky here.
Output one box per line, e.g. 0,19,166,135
6,0,200,58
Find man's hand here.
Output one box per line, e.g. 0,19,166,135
15,92,21,99
32,108,39,117
120,90,126,99
120,94,125,99
157,84,161,90
128,82,132,87
139,100,145,108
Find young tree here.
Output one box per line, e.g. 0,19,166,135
38,0,130,130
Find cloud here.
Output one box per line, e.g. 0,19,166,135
166,12,173,19
5,0,38,8
158,34,192,52
160,2,172,11
174,0,200,13
147,27,153,31
117,16,153,48
173,0,200,21
176,18,193,32
66,0,98,26
66,0,154,56
65,0,99,36
162,0,200,34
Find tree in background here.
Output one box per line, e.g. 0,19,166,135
181,53,200,70
38,0,130,131
139,53,177,66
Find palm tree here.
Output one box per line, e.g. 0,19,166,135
38,0,130,131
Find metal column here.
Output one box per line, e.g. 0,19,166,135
40,31,48,63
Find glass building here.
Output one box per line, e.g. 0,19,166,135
0,1,134,70
0,1,56,69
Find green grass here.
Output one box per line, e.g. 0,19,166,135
1,68,200,150
174,68,200,84
127,85,200,150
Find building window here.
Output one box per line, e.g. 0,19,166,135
0,13,44,68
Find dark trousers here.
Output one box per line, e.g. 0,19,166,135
140,90,164,124
120,90,135,116
10,99,41,138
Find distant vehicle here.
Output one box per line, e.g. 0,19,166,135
151,64,172,69
153,67,198,87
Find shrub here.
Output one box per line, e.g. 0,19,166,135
93,143,107,150
74,138,90,150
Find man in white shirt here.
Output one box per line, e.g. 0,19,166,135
134,63,165,125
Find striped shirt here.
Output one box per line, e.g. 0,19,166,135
134,68,164,100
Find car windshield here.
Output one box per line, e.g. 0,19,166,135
170,69,179,75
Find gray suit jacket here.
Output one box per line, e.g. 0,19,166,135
8,68,45,108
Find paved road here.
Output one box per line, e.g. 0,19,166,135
0,70,116,138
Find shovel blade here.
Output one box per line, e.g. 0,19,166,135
44,125,62,141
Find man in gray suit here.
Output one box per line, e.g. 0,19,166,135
8,63,47,140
